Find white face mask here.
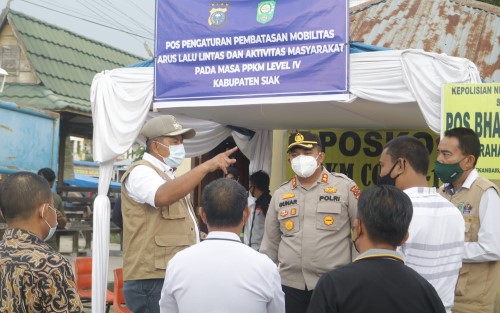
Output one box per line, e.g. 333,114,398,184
156,142,186,168
42,204,58,242
291,154,320,178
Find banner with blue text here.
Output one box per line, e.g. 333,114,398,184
155,0,349,103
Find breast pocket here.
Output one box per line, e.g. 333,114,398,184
161,203,187,220
278,211,300,236
316,202,342,231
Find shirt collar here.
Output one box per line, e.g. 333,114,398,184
143,152,175,176
461,168,478,189
206,231,241,242
3,228,44,244
354,248,404,263
404,186,437,196
443,168,478,194
292,167,329,189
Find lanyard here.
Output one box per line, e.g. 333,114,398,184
204,238,242,243
355,253,404,263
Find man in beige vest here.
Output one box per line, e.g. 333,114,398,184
121,115,237,313
436,127,500,313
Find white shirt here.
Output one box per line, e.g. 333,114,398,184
124,152,200,242
243,195,257,249
445,169,500,262
401,187,465,313
159,231,285,313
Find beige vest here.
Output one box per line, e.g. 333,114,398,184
439,176,500,313
121,160,197,281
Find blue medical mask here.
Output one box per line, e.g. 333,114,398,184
43,204,58,242
156,141,186,168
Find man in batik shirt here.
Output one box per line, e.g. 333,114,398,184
0,172,83,312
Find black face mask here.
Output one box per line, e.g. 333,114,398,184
377,161,402,186
352,232,360,254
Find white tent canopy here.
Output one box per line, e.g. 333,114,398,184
156,49,481,132
89,49,481,312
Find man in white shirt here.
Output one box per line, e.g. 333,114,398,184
378,135,464,312
159,178,285,313
121,115,237,313
435,127,500,313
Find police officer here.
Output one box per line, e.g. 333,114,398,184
261,131,360,313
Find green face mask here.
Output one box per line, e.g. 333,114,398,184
434,160,464,184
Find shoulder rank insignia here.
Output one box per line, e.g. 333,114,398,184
290,208,297,216
284,219,294,231
282,192,295,199
279,210,288,217
323,215,334,226
350,185,361,200
324,186,337,193
321,173,329,183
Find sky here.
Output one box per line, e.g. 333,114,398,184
0,0,156,58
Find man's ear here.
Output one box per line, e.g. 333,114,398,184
318,150,325,164
352,218,361,238
464,154,476,170
399,231,410,246
199,207,208,225
38,203,47,219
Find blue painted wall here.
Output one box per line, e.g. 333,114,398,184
0,100,60,175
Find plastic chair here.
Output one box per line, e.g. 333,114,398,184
74,257,114,313
113,268,133,313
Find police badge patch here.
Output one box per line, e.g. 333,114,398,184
208,2,230,28
256,0,276,24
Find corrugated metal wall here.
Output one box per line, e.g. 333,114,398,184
351,0,500,82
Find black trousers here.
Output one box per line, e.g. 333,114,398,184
282,285,314,313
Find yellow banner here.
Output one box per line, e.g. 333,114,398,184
442,83,500,179
286,130,439,189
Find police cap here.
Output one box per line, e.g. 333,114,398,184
287,131,322,152
140,115,196,140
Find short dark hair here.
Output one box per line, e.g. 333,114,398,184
38,167,56,184
357,185,413,247
202,178,247,228
249,170,270,192
384,135,429,175
444,127,481,166
146,139,154,153
0,172,52,221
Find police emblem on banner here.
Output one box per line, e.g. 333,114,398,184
208,2,230,28
256,0,276,24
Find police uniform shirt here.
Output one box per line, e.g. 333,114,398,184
260,168,360,290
